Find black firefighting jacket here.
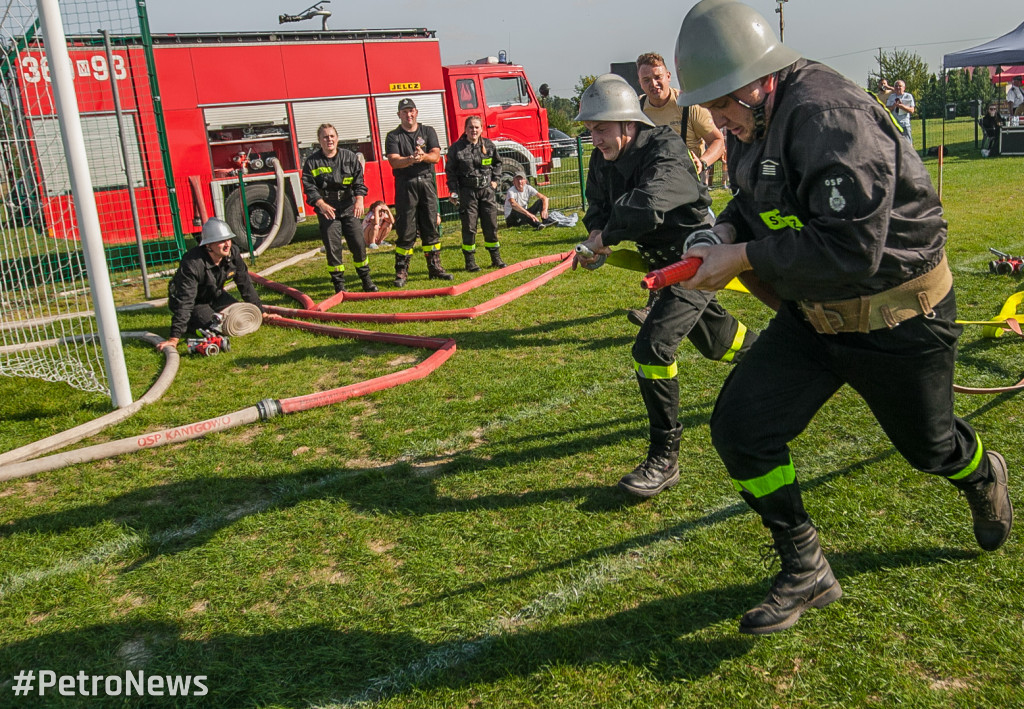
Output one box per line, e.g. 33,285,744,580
301,147,368,208
718,59,947,302
445,134,501,191
167,244,262,339
583,124,712,265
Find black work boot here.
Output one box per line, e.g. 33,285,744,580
487,246,507,269
617,426,681,498
958,450,1013,551
330,272,347,294
426,251,453,280
627,289,660,327
356,265,378,293
394,254,410,288
739,521,843,635
463,249,480,273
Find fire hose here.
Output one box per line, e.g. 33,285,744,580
241,157,286,259
0,251,575,480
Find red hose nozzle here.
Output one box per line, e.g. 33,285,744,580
641,257,702,290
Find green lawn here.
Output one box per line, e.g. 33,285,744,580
1,151,1023,708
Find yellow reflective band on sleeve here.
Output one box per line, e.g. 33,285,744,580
326,264,345,273
483,240,500,248
719,322,748,363
731,457,796,498
633,360,678,380
424,243,441,252
948,433,984,480
352,257,369,268
311,166,333,177
461,244,476,252
395,246,415,256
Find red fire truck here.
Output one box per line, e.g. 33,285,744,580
10,28,552,251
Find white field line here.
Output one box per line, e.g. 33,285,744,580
322,496,747,708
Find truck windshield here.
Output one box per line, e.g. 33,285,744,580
483,77,529,107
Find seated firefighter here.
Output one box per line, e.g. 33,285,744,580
157,218,266,351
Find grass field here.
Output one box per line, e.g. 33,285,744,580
1,151,1023,708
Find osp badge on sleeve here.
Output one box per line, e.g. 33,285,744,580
817,171,859,218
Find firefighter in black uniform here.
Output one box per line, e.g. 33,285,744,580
674,0,1012,635
157,218,265,351
384,98,452,286
573,74,757,499
301,123,378,293
445,115,505,271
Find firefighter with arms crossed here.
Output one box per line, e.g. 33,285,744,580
385,98,452,286
574,74,757,498
301,123,378,294
673,0,1012,635
445,115,505,272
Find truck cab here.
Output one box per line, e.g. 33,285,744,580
442,60,551,193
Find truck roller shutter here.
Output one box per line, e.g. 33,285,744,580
31,114,144,197
375,92,449,152
292,98,372,149
203,103,288,130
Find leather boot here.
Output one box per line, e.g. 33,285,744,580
739,521,843,635
957,450,1013,551
426,251,453,280
463,249,480,272
627,289,660,327
356,265,378,293
330,272,346,294
487,246,507,269
394,254,410,288
617,425,681,497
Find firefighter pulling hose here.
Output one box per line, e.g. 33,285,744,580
573,72,757,499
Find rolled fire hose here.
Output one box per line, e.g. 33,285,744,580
220,302,263,337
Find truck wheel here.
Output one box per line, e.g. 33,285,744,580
498,157,525,196
224,182,296,251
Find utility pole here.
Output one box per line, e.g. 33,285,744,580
776,0,789,43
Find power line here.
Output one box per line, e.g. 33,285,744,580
822,36,995,61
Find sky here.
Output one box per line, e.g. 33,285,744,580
142,0,1023,97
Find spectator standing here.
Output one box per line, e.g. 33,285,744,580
301,123,378,293
1007,76,1024,117
884,79,916,143
446,116,506,271
384,98,452,286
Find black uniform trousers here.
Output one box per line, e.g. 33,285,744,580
633,284,753,438
316,198,367,273
185,291,238,337
394,175,440,251
710,289,986,532
459,185,499,249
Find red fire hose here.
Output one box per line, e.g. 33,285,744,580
641,257,702,290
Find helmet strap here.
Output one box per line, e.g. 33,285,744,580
729,73,778,141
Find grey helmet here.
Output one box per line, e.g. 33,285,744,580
675,0,801,107
200,217,236,246
574,74,654,126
